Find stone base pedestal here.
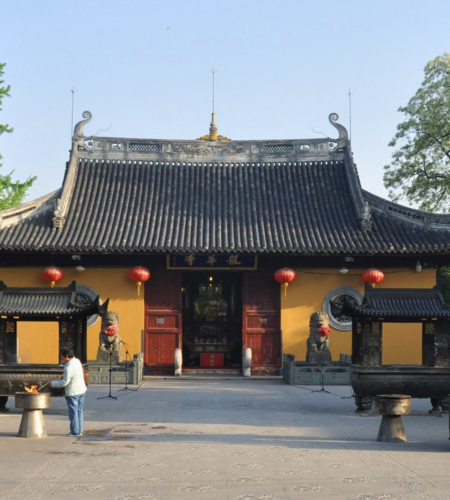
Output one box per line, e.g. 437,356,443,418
306,351,332,364
377,415,407,442
283,354,350,386
88,353,143,385
18,409,47,438
97,349,123,363
375,394,411,443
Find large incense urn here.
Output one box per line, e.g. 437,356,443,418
343,284,450,414
351,365,450,398
351,365,450,412
15,392,51,438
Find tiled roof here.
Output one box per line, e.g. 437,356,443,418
345,285,450,319
0,281,100,317
1,111,450,255
1,157,450,255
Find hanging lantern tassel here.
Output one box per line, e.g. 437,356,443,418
128,266,151,296
274,268,296,298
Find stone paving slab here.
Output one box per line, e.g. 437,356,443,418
0,379,449,500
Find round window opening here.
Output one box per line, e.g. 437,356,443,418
322,286,363,331
76,285,101,328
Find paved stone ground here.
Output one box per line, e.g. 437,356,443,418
0,379,449,500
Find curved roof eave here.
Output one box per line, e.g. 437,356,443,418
363,189,450,230
0,189,61,230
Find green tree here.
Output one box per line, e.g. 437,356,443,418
383,53,450,212
0,62,36,210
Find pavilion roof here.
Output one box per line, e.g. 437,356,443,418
0,281,102,318
344,284,450,319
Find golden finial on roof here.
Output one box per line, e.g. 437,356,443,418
209,112,218,140
197,112,231,141
197,67,231,141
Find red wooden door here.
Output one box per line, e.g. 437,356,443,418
242,271,281,375
144,270,182,374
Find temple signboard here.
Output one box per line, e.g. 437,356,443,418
167,254,257,270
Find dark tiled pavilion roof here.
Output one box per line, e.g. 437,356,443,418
0,281,101,317
1,112,450,255
344,284,450,319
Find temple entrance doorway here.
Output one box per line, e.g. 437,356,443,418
182,271,243,369
144,270,280,374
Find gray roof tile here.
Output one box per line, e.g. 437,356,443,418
1,155,450,255
0,281,100,317
345,285,450,318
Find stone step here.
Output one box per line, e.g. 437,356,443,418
182,368,241,376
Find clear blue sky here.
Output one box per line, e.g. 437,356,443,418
1,0,449,208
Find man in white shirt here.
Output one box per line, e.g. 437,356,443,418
49,348,87,437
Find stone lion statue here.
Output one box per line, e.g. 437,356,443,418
306,311,332,363
97,311,123,362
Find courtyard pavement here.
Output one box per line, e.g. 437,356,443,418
0,378,449,500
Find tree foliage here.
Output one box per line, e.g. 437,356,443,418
0,62,36,211
383,53,450,212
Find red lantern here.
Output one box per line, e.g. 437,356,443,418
128,266,150,295
41,266,63,288
274,268,296,297
362,268,384,288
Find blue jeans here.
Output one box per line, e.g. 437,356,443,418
65,394,85,435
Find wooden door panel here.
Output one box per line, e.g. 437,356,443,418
247,333,280,366
145,270,182,373
146,333,177,365
243,272,280,372
146,272,182,311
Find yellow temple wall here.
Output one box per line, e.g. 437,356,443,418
17,322,59,364
0,268,144,364
280,268,436,364
1,266,437,366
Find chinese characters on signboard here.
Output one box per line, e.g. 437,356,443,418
167,254,257,270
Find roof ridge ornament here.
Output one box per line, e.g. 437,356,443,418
209,112,218,140
198,69,231,141
329,113,349,141
53,111,94,229
73,111,94,151
361,201,372,231
197,112,231,141
52,198,64,228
